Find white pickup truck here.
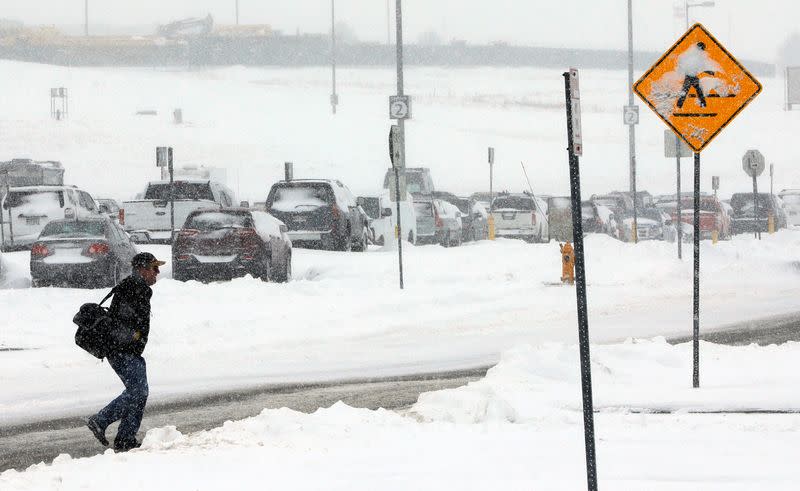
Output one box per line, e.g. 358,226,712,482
122,179,236,243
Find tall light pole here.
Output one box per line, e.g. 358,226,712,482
330,0,338,114
685,0,715,28
627,0,638,243
386,0,391,45
235,0,240,25
84,0,89,36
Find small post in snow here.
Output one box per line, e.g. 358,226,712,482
156,147,175,242
563,68,598,491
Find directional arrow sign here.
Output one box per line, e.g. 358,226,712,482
634,24,762,153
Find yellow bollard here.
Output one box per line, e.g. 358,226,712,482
711,230,718,244
768,213,775,234
395,225,400,239
631,223,638,243
488,214,496,240
560,242,575,285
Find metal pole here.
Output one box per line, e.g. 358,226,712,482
386,0,391,45
753,175,760,240
685,0,689,28
676,143,682,259
489,162,493,212
169,149,175,243
693,152,700,389
330,0,337,114
627,0,638,243
770,163,774,196
395,0,406,289
564,70,598,491
394,167,404,289
0,175,6,249
236,0,240,25
84,0,89,36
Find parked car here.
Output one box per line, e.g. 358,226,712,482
432,192,488,242
581,201,618,238
122,178,236,244
383,167,435,196
778,189,800,227
491,193,549,243
1,185,100,251
655,194,731,240
469,192,494,212
620,208,677,242
361,192,417,246
547,196,573,242
172,208,292,283
414,198,462,247
96,198,122,222
265,179,368,252
30,217,137,288
729,192,788,234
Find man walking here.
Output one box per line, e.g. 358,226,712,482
676,41,721,109
86,252,164,452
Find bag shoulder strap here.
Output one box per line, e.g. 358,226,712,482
99,286,117,306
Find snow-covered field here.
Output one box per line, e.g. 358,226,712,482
3,339,800,490
1,59,800,487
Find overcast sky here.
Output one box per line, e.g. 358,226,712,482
3,1,797,60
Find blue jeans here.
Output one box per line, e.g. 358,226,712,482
94,353,149,445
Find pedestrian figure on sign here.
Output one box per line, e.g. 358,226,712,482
676,42,721,109
86,252,164,453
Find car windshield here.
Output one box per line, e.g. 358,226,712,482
360,198,380,219
144,182,214,201
384,171,428,194
268,185,332,212
40,220,105,238
185,212,251,230
549,197,571,210
592,198,620,209
3,190,64,210
493,197,533,210
731,194,770,214
414,202,433,217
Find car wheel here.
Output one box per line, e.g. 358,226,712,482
352,228,368,252
336,231,352,252
259,256,271,282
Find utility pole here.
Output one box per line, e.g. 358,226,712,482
330,0,338,114
84,0,89,36
627,0,638,243
235,0,240,25
386,0,392,45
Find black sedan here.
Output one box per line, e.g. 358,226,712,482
172,208,292,283
30,217,138,288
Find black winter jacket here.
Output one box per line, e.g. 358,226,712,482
108,273,152,356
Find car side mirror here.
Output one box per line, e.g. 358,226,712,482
64,207,76,219
382,207,393,217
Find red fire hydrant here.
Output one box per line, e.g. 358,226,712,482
560,242,575,285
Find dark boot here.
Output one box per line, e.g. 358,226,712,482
86,417,109,447
113,438,141,453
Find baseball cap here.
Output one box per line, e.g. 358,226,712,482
131,252,166,269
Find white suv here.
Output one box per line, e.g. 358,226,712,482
491,193,549,243
1,185,100,251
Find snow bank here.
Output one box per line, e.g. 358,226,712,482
3,341,800,490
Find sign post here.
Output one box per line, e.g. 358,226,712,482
156,147,174,242
665,130,692,259
635,23,762,389
742,149,765,240
564,67,598,491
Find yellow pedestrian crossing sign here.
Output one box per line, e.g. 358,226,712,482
634,24,762,153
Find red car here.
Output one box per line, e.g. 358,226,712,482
657,195,731,240
172,208,292,282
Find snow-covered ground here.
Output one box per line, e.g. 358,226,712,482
1,230,799,425
2,339,800,490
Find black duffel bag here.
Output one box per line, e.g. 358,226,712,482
73,288,117,359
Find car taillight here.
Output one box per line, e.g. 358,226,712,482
331,205,341,220
118,209,125,225
178,229,199,238
531,211,537,225
236,228,259,250
31,243,50,258
434,207,443,228
176,254,191,261
86,242,109,256
235,228,257,238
